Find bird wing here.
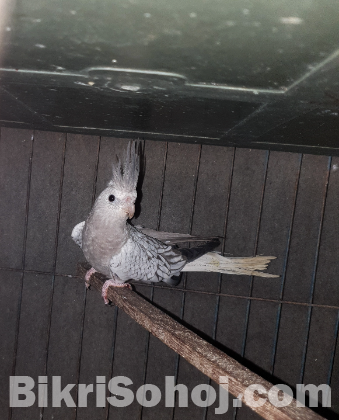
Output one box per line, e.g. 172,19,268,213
110,226,186,283
133,225,219,245
71,221,85,248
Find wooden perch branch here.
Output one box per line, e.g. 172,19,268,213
77,263,324,420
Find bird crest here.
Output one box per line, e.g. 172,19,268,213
108,141,140,193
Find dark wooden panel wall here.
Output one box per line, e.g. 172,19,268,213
0,127,338,419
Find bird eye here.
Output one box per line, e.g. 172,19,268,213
108,195,115,202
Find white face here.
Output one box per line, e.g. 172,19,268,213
97,186,137,220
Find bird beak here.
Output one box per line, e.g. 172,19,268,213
123,198,135,219
127,204,135,219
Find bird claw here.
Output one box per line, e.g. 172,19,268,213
85,267,97,289
102,279,132,304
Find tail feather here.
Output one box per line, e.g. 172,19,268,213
163,274,182,286
182,252,279,278
179,239,220,263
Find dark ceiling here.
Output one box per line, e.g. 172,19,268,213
0,0,339,154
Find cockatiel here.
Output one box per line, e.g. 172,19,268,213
72,141,278,304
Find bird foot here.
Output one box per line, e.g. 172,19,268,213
85,267,97,289
102,279,132,304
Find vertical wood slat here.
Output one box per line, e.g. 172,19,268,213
329,319,339,416
283,155,330,304
43,276,86,420
76,292,117,420
314,156,339,307
242,151,301,398
11,273,54,420
253,151,301,300
222,148,268,297
253,152,302,374
272,155,334,410
47,134,102,420
141,288,184,420
142,142,201,420
188,145,234,293
273,304,310,386
173,144,202,420
298,157,331,392
82,137,151,420
76,137,126,420
0,128,34,420
56,134,100,276
303,308,338,407
134,140,168,229
0,271,22,420
0,128,33,269
206,147,235,420
24,131,66,272
174,293,219,420
228,150,269,419
175,144,234,420
134,140,168,420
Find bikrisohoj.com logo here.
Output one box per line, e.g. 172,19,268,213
10,375,331,412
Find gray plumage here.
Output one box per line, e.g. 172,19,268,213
72,141,278,288
108,140,139,194
72,141,205,285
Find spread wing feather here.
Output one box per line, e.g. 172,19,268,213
71,221,85,248
109,226,186,283
133,226,219,245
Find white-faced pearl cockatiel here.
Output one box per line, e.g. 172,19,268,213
72,142,278,303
